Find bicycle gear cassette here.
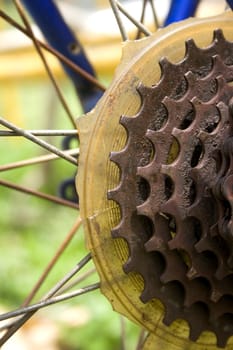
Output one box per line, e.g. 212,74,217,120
77,11,233,350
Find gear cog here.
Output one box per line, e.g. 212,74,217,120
109,30,233,347
77,12,233,350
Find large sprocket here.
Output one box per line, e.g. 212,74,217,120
77,11,233,350
109,30,233,347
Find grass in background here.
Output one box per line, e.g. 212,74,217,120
0,72,141,348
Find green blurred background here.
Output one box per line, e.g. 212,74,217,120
0,2,140,349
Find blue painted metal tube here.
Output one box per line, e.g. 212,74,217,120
164,0,199,26
21,0,102,112
227,0,233,9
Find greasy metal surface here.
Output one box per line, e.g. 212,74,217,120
109,30,233,347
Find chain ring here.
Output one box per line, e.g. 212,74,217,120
77,12,233,350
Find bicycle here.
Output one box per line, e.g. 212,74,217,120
0,1,233,349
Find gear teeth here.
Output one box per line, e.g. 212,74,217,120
210,296,233,321
159,57,173,75
111,226,126,239
109,30,233,346
137,200,153,217
186,303,209,342
107,187,123,204
137,82,154,98
195,236,230,280
212,55,233,82
109,149,129,168
213,29,225,43
184,278,210,307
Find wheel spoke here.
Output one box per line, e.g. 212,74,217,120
149,0,159,30
135,0,147,39
109,0,128,41
13,0,76,128
135,329,147,350
116,1,152,37
0,117,78,166
57,267,96,294
42,254,93,301
0,9,106,91
0,267,96,333
0,283,100,323
0,148,79,172
0,253,94,345
22,217,82,306
0,130,78,137
0,179,79,209
120,316,127,350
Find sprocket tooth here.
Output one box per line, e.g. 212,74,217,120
195,236,230,280
109,150,127,167
162,95,178,111
184,302,210,341
137,201,153,217
107,187,123,203
184,71,197,88
161,282,185,325
120,114,136,128
210,296,233,321
163,307,179,326
123,255,141,274
144,235,165,252
160,253,187,284
140,278,162,303
184,38,200,60
111,226,128,240
215,329,232,349
213,29,226,45
159,56,174,76
212,55,233,82
184,278,210,307
137,82,154,98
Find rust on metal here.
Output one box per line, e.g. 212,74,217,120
109,30,233,347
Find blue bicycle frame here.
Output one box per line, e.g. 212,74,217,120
21,0,102,113
21,0,233,112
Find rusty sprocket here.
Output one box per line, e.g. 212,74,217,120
109,30,233,348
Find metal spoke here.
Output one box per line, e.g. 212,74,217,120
120,316,127,350
0,10,106,92
0,179,79,209
149,0,159,29
0,148,79,172
136,0,147,39
0,283,100,323
116,1,152,37
13,0,76,128
1,220,82,335
0,253,93,345
43,253,92,300
57,267,96,294
136,329,147,350
0,117,78,166
22,217,82,307
109,0,128,41
0,129,78,137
